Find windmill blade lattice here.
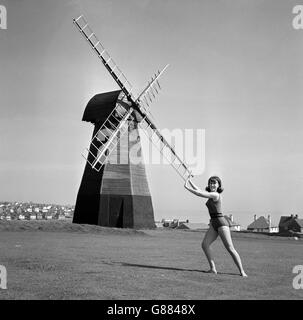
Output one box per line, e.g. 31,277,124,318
136,65,169,118
134,65,193,180
73,15,134,100
139,120,193,181
82,103,133,172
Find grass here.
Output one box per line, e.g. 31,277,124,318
0,220,302,300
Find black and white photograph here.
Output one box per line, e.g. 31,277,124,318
0,0,303,305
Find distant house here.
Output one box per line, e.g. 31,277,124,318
6,215,11,221
18,214,25,220
36,213,43,220
58,214,65,220
30,213,37,220
224,214,242,231
279,215,303,233
46,214,53,220
170,219,179,228
161,219,189,228
155,221,164,228
64,212,73,218
64,209,73,218
247,215,278,233
162,219,177,228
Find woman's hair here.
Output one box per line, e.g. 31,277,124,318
205,176,224,193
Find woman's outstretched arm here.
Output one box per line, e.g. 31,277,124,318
184,177,219,200
187,179,199,190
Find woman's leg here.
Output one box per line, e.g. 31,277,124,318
202,225,218,273
218,226,247,277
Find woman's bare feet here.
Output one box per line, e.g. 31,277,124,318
240,271,248,277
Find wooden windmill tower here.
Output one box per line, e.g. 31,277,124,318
72,15,193,228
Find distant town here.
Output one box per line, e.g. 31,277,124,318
158,213,303,237
1,202,302,237
0,201,74,221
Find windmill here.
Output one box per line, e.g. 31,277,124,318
72,15,193,228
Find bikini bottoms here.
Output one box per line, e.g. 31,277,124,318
210,216,230,232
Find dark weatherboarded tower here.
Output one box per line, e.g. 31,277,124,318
73,90,155,229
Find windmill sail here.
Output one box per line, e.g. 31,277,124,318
82,102,133,171
139,119,193,181
74,15,194,179
73,15,134,100
136,65,169,112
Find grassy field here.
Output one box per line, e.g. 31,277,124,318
0,220,302,300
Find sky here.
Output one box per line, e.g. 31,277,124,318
0,0,302,228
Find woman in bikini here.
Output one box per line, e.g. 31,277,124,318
184,175,247,277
